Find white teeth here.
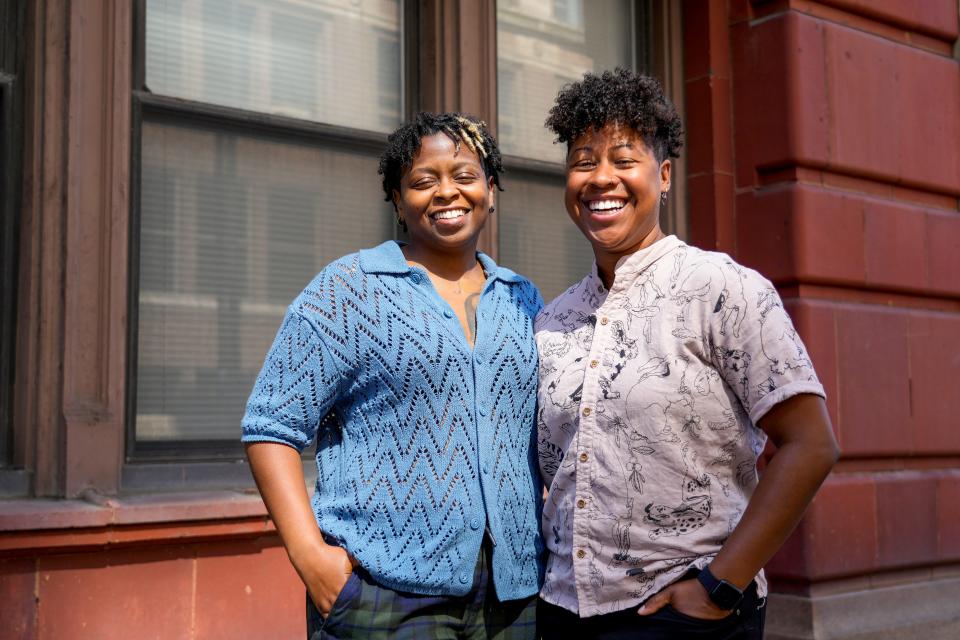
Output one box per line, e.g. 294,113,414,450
432,209,468,220
587,200,626,212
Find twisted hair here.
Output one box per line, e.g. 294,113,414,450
546,68,683,162
379,112,504,207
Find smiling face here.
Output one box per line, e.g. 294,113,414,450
564,123,671,278
393,132,494,255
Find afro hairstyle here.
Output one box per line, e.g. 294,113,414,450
545,68,683,162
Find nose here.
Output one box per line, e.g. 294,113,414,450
434,176,458,202
588,160,618,189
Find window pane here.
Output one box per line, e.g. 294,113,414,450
498,171,594,303
497,0,634,162
136,121,393,441
497,0,635,302
145,0,403,132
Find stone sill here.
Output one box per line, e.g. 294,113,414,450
0,491,275,555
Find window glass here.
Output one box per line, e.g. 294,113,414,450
136,122,392,441
497,0,635,302
146,0,403,132
136,0,401,443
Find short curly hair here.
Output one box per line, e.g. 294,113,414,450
379,112,504,207
545,68,683,162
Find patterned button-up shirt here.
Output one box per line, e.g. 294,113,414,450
535,236,825,617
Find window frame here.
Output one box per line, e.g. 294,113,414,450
0,0,25,483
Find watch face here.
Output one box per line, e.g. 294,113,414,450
711,581,744,610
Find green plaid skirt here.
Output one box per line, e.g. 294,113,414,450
307,541,536,639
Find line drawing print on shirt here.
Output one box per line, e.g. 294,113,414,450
642,444,713,540
668,250,747,341
757,286,814,375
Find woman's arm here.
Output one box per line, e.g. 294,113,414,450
246,442,354,615
639,393,839,618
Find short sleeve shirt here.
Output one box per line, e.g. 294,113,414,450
534,235,825,617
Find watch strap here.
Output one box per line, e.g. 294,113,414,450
697,565,744,610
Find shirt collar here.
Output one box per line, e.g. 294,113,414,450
358,240,524,284
588,235,685,293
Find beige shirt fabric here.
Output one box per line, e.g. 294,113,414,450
535,235,825,617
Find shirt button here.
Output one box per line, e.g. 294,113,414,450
600,317,609,325
460,572,471,584
577,499,586,509
470,517,481,530
582,407,591,417
579,453,588,462
576,549,586,559
589,360,599,368
443,309,454,319
478,407,488,417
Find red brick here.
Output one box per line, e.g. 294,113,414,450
737,185,867,286
834,306,912,456
806,474,878,578
825,23,960,195
787,300,840,433
907,313,960,454
766,521,810,580
683,0,713,81
194,541,304,640
937,472,960,559
731,14,830,188
685,76,734,177
823,26,900,178
0,557,37,639
37,547,193,640
926,210,960,297
892,45,960,194
863,200,927,293
876,473,939,568
688,172,736,252
818,0,959,41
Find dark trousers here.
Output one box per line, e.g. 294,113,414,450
537,580,765,640
307,540,536,640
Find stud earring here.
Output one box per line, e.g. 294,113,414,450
660,191,668,205
489,205,496,214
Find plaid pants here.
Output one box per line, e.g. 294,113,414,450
306,541,537,639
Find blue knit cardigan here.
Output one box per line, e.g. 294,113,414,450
242,241,545,600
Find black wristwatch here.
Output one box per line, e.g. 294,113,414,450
697,565,744,610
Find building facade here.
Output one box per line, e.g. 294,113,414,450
0,0,958,638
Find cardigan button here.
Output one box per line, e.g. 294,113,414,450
478,407,488,417
443,309,454,319
459,572,471,584
470,517,481,530
410,272,423,284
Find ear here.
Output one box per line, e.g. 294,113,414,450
391,189,402,213
487,176,496,208
659,159,672,194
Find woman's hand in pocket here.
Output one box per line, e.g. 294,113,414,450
294,543,357,617
637,576,731,621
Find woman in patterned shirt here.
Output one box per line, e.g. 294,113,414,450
534,69,840,639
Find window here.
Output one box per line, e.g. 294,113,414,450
130,0,404,457
0,0,25,469
496,0,669,302
125,0,675,470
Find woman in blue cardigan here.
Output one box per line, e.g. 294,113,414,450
242,112,544,639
